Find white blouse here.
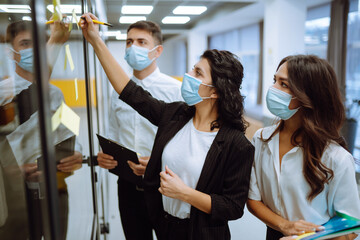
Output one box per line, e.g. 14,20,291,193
161,118,217,219
249,125,360,224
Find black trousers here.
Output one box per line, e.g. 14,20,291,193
266,226,284,240
159,213,189,240
117,178,153,240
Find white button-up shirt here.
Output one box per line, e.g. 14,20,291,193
108,67,182,156
249,125,360,224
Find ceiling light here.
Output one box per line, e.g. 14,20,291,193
0,5,31,13
103,31,121,37
116,33,127,40
121,5,153,14
47,4,82,14
22,16,32,21
173,6,207,15
162,16,190,24
119,16,146,24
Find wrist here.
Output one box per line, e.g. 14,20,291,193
92,36,103,48
180,186,193,203
277,219,289,233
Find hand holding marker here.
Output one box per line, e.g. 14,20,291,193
46,16,113,27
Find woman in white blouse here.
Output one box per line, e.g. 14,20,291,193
247,55,360,240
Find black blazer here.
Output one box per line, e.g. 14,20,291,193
120,80,254,240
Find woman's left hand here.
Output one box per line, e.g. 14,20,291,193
158,165,189,200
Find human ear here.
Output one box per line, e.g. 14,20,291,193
155,45,163,58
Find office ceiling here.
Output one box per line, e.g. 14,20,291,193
103,0,256,39
0,0,257,41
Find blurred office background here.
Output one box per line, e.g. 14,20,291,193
0,0,359,239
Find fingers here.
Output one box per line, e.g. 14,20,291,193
97,152,117,169
165,165,175,177
98,158,117,169
291,220,321,235
128,161,146,176
57,163,82,172
98,152,114,160
88,12,99,20
138,158,149,166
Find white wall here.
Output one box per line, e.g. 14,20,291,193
262,0,307,118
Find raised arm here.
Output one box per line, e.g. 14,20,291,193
79,13,129,94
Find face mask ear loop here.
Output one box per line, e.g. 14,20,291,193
149,45,159,62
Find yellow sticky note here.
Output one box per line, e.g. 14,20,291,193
72,9,79,30
64,51,67,70
51,105,62,131
68,17,73,32
74,78,78,101
61,102,80,136
51,101,80,136
65,44,74,71
53,0,63,21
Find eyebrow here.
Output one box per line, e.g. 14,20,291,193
274,74,288,81
194,65,204,74
126,37,148,42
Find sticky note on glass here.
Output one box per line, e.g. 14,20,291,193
74,78,78,100
72,9,79,30
51,101,80,136
52,0,63,21
65,44,74,71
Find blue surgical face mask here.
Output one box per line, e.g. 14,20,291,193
12,48,33,73
266,86,299,120
124,45,158,71
181,73,214,106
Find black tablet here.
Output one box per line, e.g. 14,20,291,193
96,134,142,185
37,135,75,170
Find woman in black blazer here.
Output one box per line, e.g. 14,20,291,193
80,13,254,240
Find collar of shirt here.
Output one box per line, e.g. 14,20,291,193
132,67,161,88
259,124,300,175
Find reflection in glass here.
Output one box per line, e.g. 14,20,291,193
305,3,331,59
0,4,86,238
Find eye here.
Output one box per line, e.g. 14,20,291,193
126,40,132,46
195,70,201,77
281,82,288,88
139,40,146,45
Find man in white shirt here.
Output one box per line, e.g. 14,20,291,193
97,21,182,240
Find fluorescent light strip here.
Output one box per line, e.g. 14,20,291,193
162,16,190,24
47,4,82,14
173,6,207,15
103,31,121,37
22,16,32,21
0,4,31,13
119,16,146,24
121,5,153,14
116,33,127,40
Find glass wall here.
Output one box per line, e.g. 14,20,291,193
346,0,360,162
0,0,103,239
209,23,261,110
305,3,331,58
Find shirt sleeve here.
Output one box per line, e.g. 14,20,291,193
328,151,360,219
108,91,120,141
119,80,168,127
248,163,262,201
209,139,255,221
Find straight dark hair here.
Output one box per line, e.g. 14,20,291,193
127,20,163,45
262,55,347,201
6,20,32,45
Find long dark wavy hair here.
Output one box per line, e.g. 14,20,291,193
201,49,247,132
262,55,347,201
